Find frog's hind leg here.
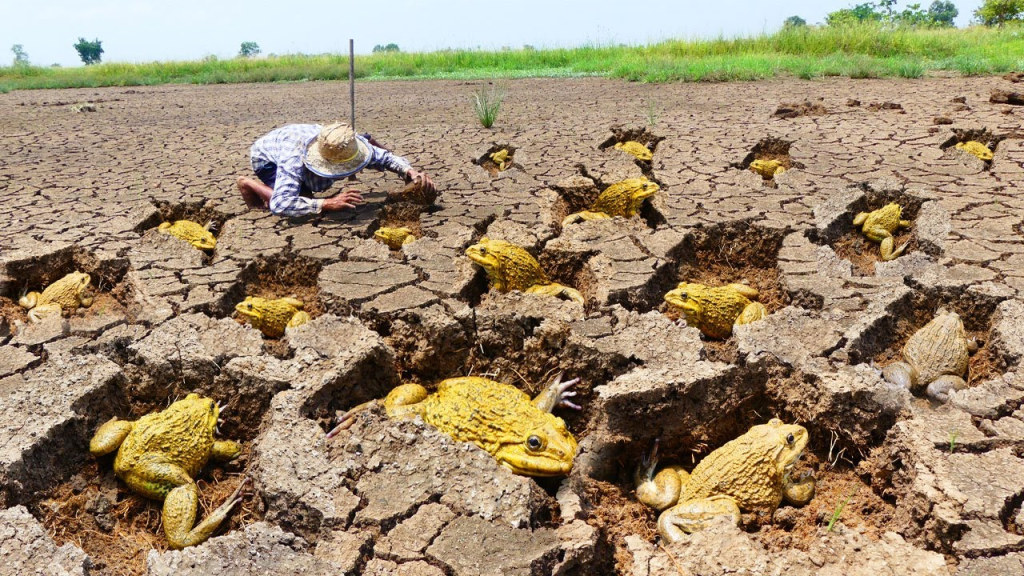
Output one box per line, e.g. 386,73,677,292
634,439,688,512
526,283,585,305
853,212,869,227
280,297,305,309
868,227,907,261
736,302,768,326
926,375,968,403
725,283,760,300
89,417,135,456
561,210,610,227
18,291,41,310
882,361,918,391
160,468,247,549
531,371,582,412
658,495,742,543
286,310,311,330
27,303,62,323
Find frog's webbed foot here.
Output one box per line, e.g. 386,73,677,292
882,361,918,391
325,383,429,438
164,476,249,549
658,495,742,543
89,417,135,457
736,302,768,326
531,371,582,412
967,336,980,354
526,283,585,306
325,399,381,439
634,439,687,512
877,233,908,261
926,375,968,403
561,210,610,227
783,469,816,506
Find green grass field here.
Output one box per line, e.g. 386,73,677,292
2,23,1024,92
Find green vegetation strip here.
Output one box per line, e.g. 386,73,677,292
3,23,1024,92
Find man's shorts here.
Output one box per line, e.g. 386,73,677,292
251,159,314,195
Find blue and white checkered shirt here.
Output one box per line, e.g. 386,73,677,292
250,124,412,217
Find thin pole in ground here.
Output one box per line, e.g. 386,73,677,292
349,39,356,131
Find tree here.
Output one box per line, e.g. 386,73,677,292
783,15,808,27
73,38,104,65
974,0,1024,24
928,0,959,26
826,3,884,25
11,44,29,66
239,41,260,58
372,43,400,53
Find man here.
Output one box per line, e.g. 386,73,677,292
236,122,435,217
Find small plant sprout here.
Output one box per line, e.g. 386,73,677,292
643,95,660,128
472,83,506,129
827,489,856,533
949,430,959,454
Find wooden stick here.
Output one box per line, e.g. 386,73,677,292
349,39,356,131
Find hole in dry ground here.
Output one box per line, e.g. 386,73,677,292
939,127,1002,170
473,143,519,176
549,167,666,235
27,368,274,576
813,186,926,277
852,286,1009,390
460,243,595,312
731,137,805,186
772,99,828,119
598,125,664,169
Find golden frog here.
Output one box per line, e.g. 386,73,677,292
562,177,660,226
749,159,786,179
328,374,581,477
614,141,653,161
853,203,911,261
466,237,584,305
882,309,978,402
489,149,512,171
635,418,815,542
89,394,246,549
234,296,311,338
664,282,768,339
158,220,217,250
955,141,994,161
374,227,416,250
18,271,94,322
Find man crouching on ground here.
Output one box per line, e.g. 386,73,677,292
236,122,435,216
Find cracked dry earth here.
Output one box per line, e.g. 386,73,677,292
2,75,1024,576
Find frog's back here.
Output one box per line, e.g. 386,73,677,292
905,317,970,383
495,244,549,292
682,434,783,511
115,411,214,478
422,377,535,451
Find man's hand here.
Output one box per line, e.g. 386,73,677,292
405,169,436,195
322,189,364,212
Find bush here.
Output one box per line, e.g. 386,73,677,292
783,15,808,27
975,0,1024,25
471,83,505,128
372,43,400,53
928,0,959,26
11,44,28,66
239,41,261,58
73,38,103,65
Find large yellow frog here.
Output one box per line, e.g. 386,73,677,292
466,237,584,305
158,220,217,250
882,309,977,402
955,141,993,161
635,419,815,542
853,203,911,261
328,374,581,477
374,227,416,250
664,282,768,339
89,394,246,549
18,271,94,322
489,149,512,171
562,177,660,226
749,159,786,179
234,296,311,338
614,141,653,161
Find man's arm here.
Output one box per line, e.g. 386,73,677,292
364,140,436,195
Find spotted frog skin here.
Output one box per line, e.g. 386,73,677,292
614,141,653,161
749,159,786,179
664,282,768,339
234,296,311,338
635,419,815,542
955,141,993,161
89,394,245,549
562,177,660,226
329,374,581,476
374,227,416,250
466,237,584,305
882,309,978,402
489,149,512,171
159,220,217,250
853,203,911,261
18,271,94,322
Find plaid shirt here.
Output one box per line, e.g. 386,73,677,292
250,124,412,217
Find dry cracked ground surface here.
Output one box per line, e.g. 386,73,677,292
2,76,1024,576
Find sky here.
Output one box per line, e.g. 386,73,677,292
2,0,985,67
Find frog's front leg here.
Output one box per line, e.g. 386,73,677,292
526,283,585,305
531,372,582,412
634,440,687,512
783,470,816,506
657,495,742,542
211,440,242,462
736,301,768,326
926,375,968,403
89,417,135,456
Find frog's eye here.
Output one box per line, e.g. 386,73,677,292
479,247,487,255
786,433,795,444
246,303,254,310
526,435,545,452
678,292,687,300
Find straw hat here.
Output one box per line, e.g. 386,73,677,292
302,122,372,178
